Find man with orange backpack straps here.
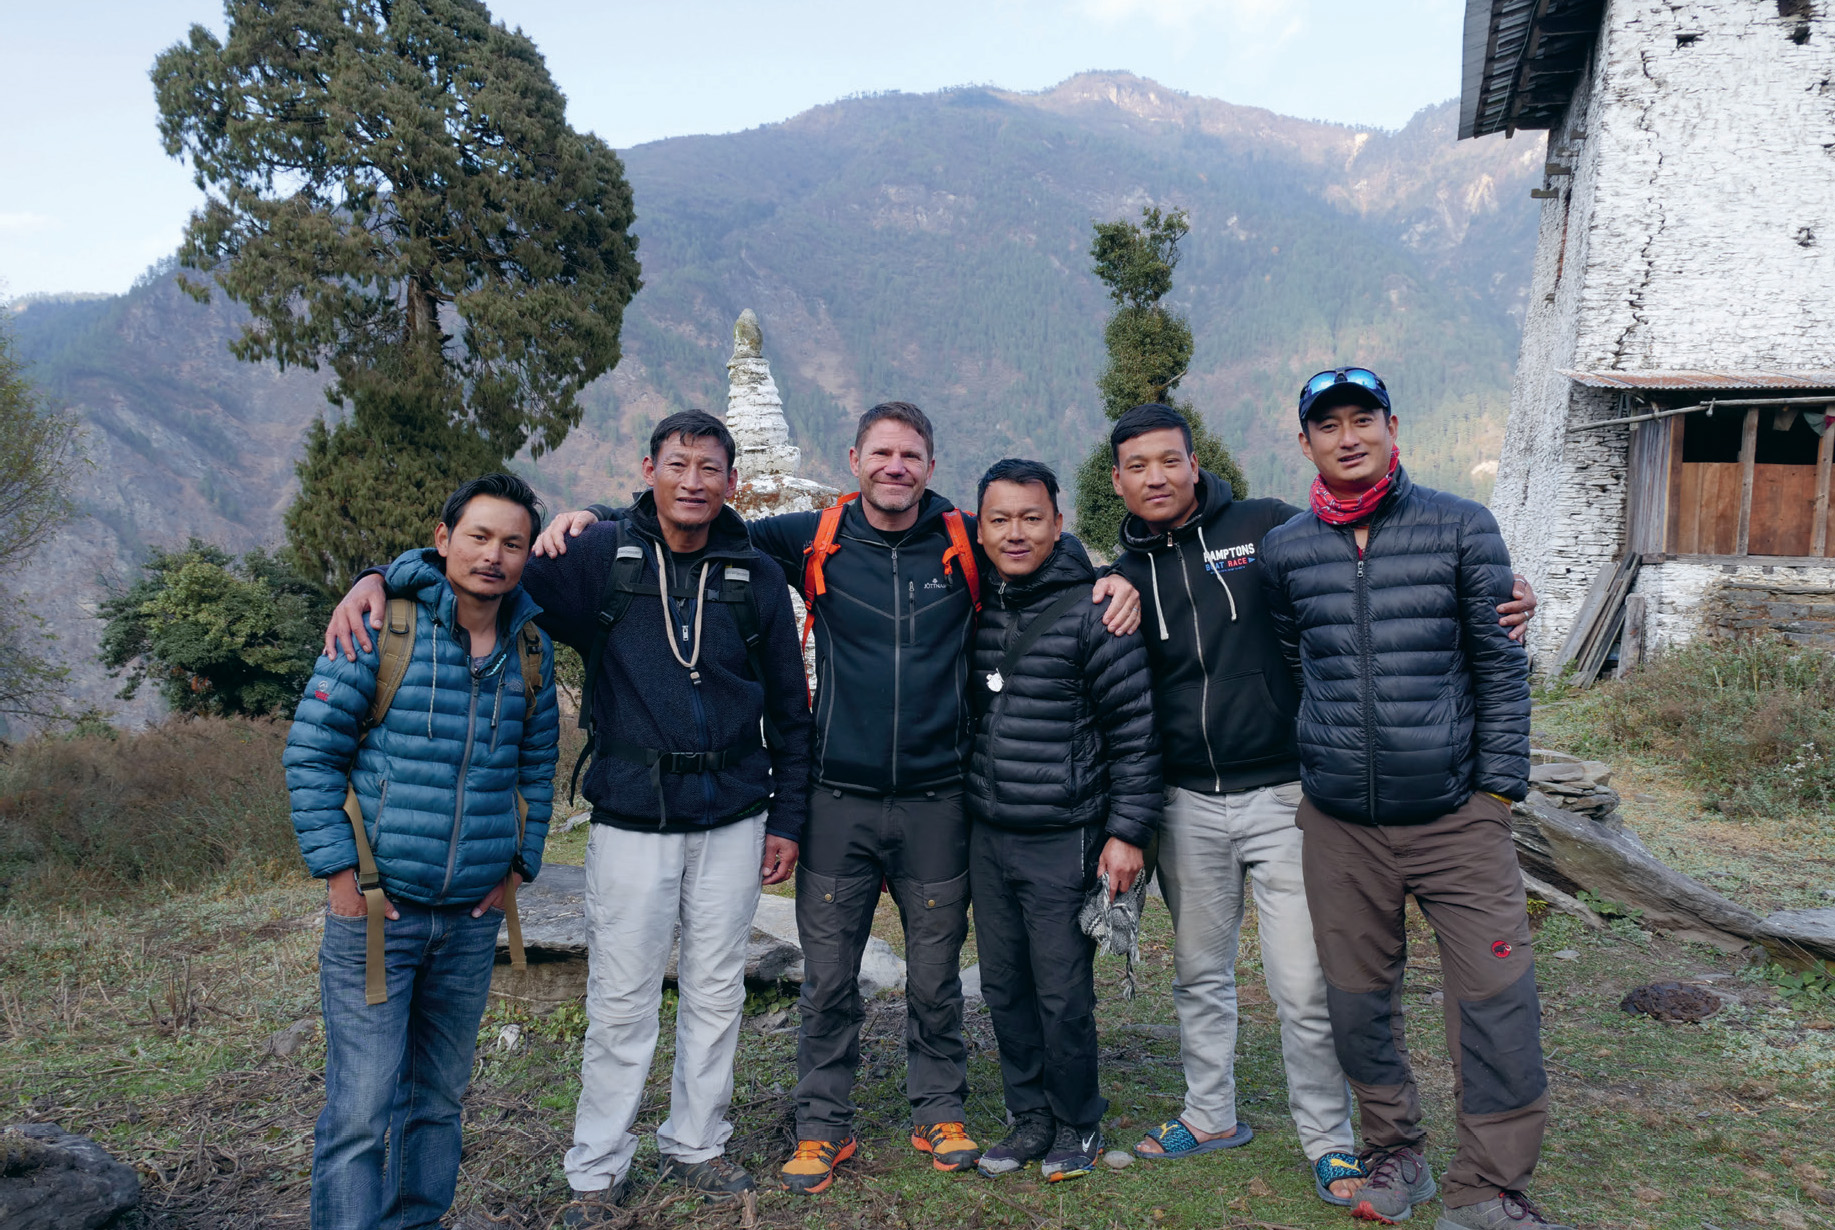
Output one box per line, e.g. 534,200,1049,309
539,401,1142,1193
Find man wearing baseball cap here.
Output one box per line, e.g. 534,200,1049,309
1258,368,1568,1229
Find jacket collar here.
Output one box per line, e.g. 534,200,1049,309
623,490,755,561
1119,469,1235,555
384,548,543,660
990,536,1094,609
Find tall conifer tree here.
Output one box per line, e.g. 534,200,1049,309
1074,206,1245,554
153,0,642,588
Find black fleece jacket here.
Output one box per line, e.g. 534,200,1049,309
517,495,814,841
1259,468,1531,826
1112,472,1306,794
966,539,1162,847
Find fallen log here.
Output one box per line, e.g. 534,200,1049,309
1510,791,1762,951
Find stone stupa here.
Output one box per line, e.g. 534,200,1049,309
724,309,838,518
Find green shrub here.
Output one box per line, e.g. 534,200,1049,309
0,718,296,905
1538,633,1835,819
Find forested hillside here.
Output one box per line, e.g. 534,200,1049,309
8,71,1544,718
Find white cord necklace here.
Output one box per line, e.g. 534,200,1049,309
654,540,712,685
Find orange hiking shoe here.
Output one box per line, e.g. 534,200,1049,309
911,1121,982,1171
780,1136,857,1195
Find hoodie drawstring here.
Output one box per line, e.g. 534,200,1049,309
1195,526,1239,622
1146,552,1171,642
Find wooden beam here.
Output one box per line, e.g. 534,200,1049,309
1616,594,1647,679
1665,415,1685,553
1736,408,1759,555
1816,406,1834,557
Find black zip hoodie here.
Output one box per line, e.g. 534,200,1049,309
1112,471,1305,795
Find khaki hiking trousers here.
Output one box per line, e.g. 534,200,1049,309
1295,790,1548,1209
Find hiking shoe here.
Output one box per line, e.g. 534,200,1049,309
912,1121,981,1171
1351,1146,1436,1223
977,1111,1056,1177
1434,1191,1575,1229
558,1178,630,1226
780,1136,857,1195
1040,1122,1103,1183
658,1153,755,1203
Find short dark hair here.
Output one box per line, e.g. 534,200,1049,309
855,401,935,457
1110,403,1193,462
977,458,1060,513
649,410,736,469
440,473,544,540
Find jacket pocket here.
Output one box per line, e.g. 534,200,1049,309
1206,671,1296,767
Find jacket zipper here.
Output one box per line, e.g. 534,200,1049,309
689,673,715,825
1175,540,1225,792
439,670,482,903
908,580,917,647
1355,537,1377,821
884,547,891,796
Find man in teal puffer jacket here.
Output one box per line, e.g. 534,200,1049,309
284,473,559,1230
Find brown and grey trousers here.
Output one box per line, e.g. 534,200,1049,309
1295,790,1547,1209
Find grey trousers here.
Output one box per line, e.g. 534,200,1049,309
1157,782,1355,1160
792,788,970,1140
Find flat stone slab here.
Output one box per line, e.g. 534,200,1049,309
1755,907,1835,969
495,871,907,1002
0,1123,140,1230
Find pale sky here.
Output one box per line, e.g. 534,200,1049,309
0,0,1467,299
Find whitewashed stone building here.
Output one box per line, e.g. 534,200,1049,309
1464,0,1835,669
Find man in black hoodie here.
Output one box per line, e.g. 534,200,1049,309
1107,404,1536,1209
965,459,1160,1185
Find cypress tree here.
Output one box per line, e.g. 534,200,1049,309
1074,207,1246,555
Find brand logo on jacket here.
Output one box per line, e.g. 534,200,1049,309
924,578,948,590
1203,541,1258,574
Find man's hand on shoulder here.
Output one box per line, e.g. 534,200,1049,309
326,573,389,661
1092,573,1142,637
1498,572,1538,643
534,509,601,559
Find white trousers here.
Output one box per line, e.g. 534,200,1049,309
564,816,765,1191
1158,783,1354,1160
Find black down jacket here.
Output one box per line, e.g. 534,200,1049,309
1259,468,1530,826
966,539,1162,847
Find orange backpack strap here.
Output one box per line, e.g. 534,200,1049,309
801,493,858,650
940,509,982,612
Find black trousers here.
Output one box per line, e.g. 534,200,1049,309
792,788,971,1140
969,822,1107,1131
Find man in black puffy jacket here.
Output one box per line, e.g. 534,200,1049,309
1261,369,1568,1230
965,459,1161,1186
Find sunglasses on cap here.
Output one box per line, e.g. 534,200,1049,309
1298,367,1390,420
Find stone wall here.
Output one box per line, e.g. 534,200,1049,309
1635,560,1835,651
1491,0,1835,666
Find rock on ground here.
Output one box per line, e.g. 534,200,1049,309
1755,907,1835,970
1619,982,1722,1023
0,1123,140,1229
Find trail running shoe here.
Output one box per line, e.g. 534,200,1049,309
911,1121,982,1171
977,1111,1056,1177
1434,1190,1575,1229
658,1153,755,1203
1040,1122,1103,1183
779,1136,857,1195
1352,1145,1436,1223
1315,1150,1369,1206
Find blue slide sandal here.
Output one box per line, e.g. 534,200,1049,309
1132,1118,1254,1159
1313,1151,1368,1205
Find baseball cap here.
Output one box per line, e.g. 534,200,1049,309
1298,367,1391,423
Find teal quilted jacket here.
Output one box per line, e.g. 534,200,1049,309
282,549,560,905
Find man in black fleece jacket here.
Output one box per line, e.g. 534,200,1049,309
965,459,1160,1186
324,413,812,1218
1261,369,1565,1230
1108,404,1536,1209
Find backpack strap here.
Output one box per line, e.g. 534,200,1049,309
570,523,647,801
505,790,529,973
365,599,417,729
343,596,416,1006
516,623,544,707
940,510,982,613
721,562,784,751
800,493,856,653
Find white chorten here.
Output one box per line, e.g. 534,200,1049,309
724,309,838,518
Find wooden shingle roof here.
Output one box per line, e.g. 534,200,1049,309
1459,0,1607,139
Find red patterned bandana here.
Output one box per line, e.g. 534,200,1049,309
1310,445,1401,526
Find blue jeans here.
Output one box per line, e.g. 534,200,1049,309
311,902,501,1230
